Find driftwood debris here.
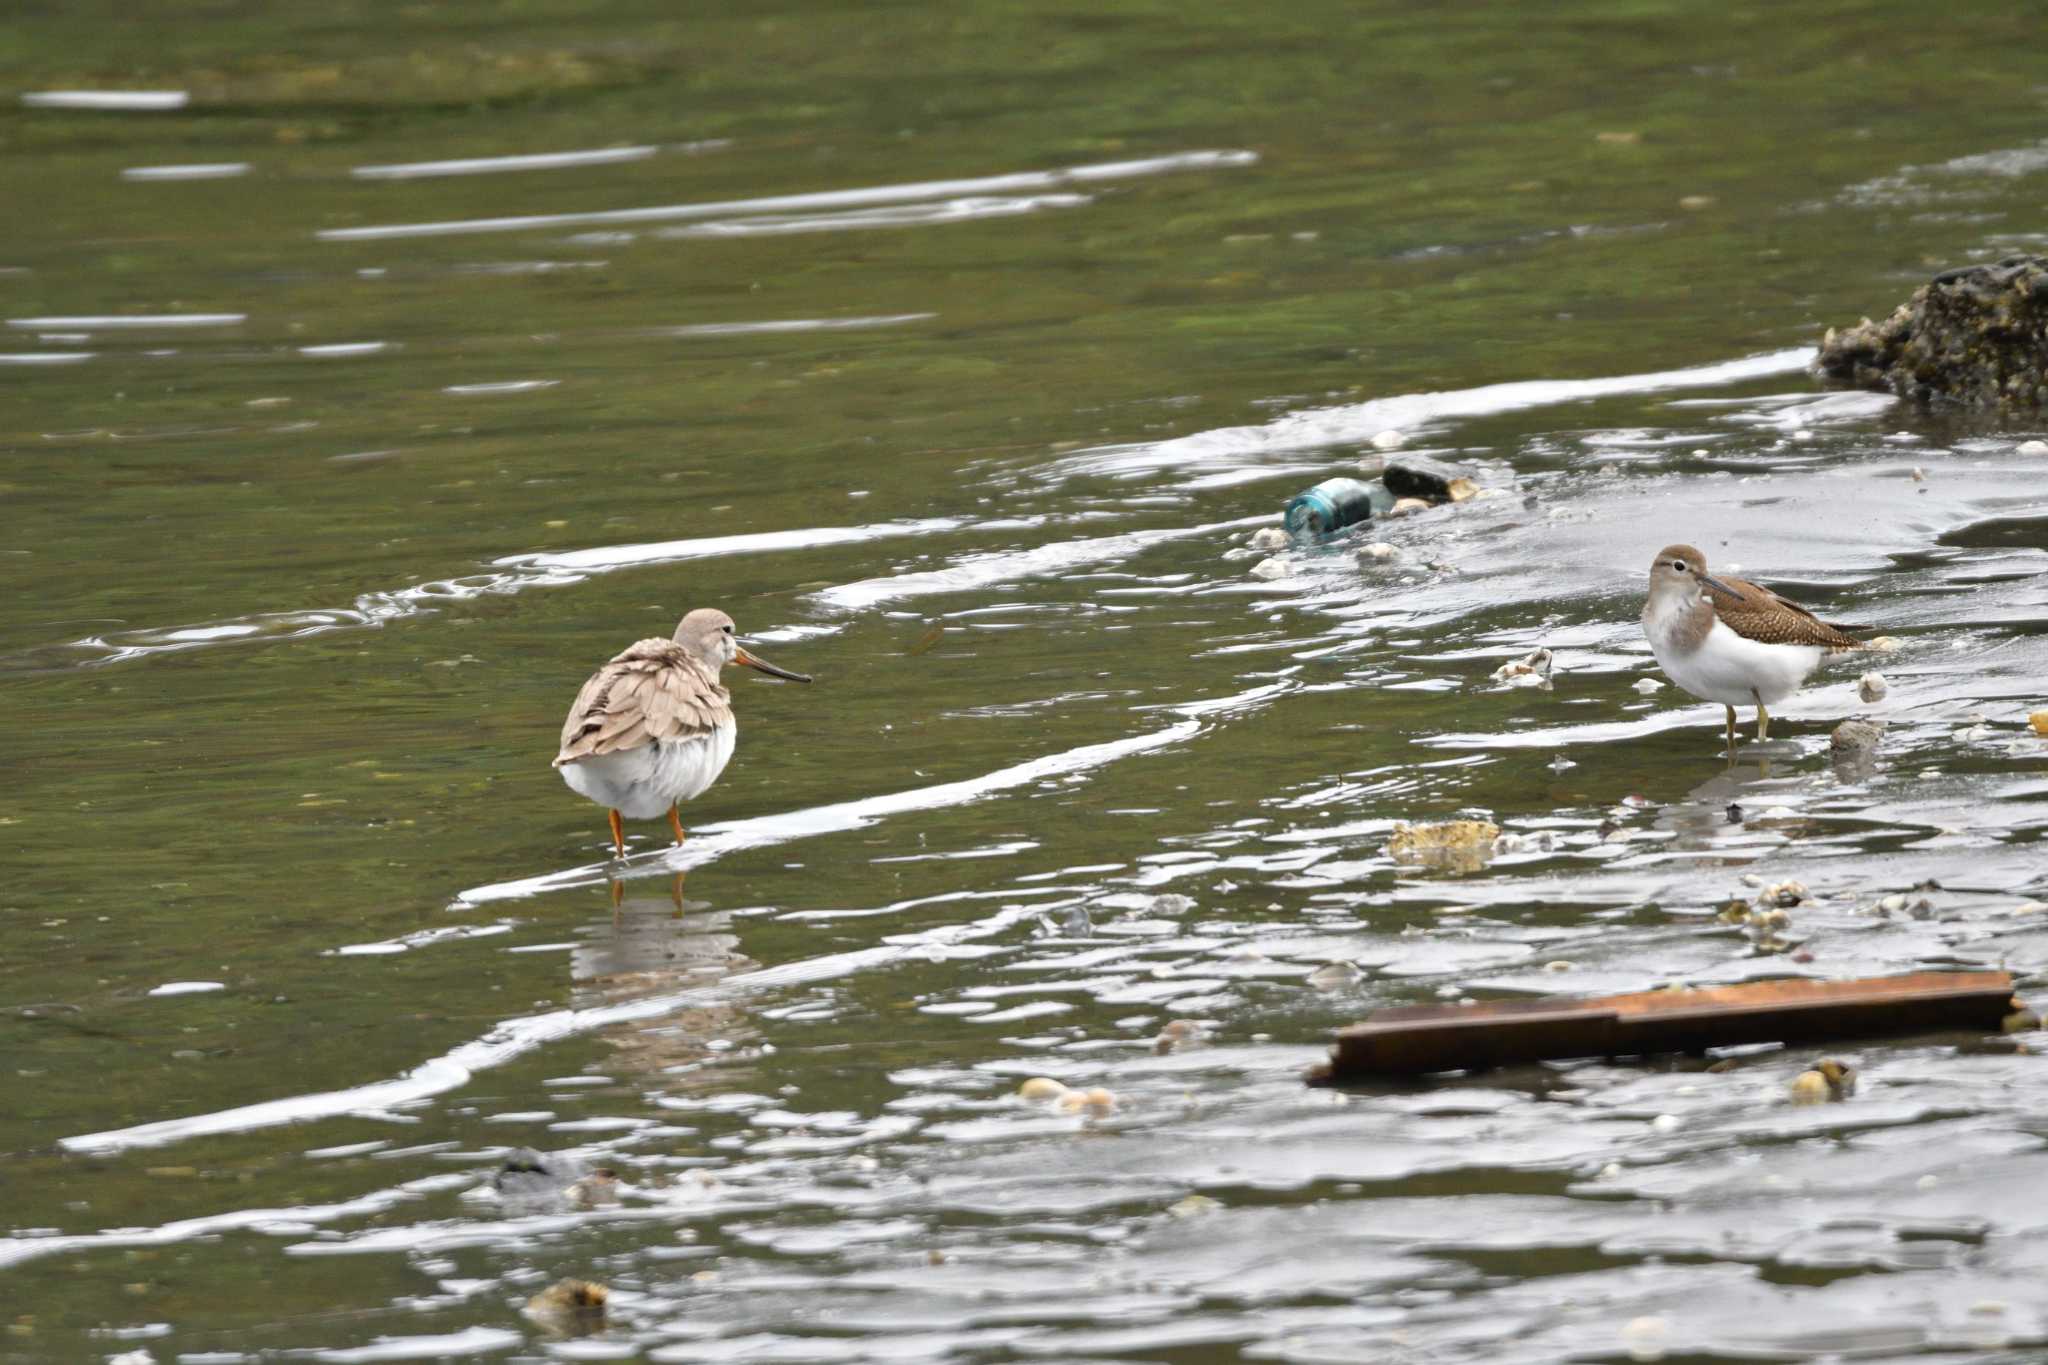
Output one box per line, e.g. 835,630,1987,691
1308,971,2019,1083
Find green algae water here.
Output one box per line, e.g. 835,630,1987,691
6,2,2048,1358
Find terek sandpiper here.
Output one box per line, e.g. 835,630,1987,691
555,608,810,857
1641,544,1863,751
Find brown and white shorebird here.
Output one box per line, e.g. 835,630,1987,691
1641,545,1864,751
554,608,811,857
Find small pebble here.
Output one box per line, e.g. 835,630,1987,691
1358,541,1400,563
1632,677,1664,693
1017,1077,1070,1101
1369,429,1406,451
1058,1086,1118,1114
1307,961,1363,991
1542,960,1574,973
1387,497,1431,516
2018,439,2048,457
1247,526,1289,552
2030,710,2048,737
1649,1114,1681,1133
1248,556,1288,581
1877,893,1908,913
1857,672,1888,703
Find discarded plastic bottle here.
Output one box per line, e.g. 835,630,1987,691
1283,477,1393,537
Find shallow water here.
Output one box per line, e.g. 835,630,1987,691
6,3,2048,1361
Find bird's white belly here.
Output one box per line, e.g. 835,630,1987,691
1653,619,1823,707
559,726,736,818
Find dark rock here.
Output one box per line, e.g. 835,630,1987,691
1817,255,2048,408
1382,456,1471,503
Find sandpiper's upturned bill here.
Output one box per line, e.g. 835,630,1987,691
1640,544,1863,752
554,608,811,858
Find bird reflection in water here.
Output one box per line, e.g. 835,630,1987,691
575,874,762,1092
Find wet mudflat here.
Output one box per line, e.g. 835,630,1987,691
5,2,2048,1360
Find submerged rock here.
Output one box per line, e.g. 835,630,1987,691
1816,255,2048,408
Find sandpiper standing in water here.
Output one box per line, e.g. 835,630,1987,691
1641,545,1864,753
555,608,811,857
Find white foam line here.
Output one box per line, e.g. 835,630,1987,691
661,193,1090,238
0,1185,425,1271
316,149,1257,241
455,707,1212,906
6,313,245,330
1041,347,1817,485
0,352,93,365
22,90,187,111
809,515,1272,612
58,682,1280,1157
122,162,250,181
58,519,967,667
353,146,658,179
646,312,935,338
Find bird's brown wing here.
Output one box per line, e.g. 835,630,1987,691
554,638,732,766
1705,575,1863,650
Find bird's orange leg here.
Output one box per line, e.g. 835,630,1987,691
668,805,686,846
607,808,625,858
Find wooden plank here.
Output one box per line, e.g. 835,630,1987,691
1308,971,2018,1083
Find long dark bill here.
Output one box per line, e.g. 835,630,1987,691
734,646,813,683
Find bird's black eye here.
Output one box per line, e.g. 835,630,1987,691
722,624,734,635
1670,558,1688,573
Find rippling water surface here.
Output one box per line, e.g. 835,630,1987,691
6,3,2048,1360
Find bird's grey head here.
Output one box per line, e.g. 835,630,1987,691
671,608,813,683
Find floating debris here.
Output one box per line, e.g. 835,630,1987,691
1388,819,1501,872
1248,556,1289,581
1369,429,1406,451
1857,671,1888,703
1016,1076,1071,1102
1632,676,1664,694
1489,648,1554,690
1357,541,1400,564
524,1278,609,1335
1153,1019,1210,1054
1386,497,1431,517
2030,710,2048,737
1382,455,1470,502
1830,717,1885,775
2020,439,2048,456
2002,1007,2042,1034
1246,525,1289,552
1760,880,1807,908
1283,476,1392,536
1168,1193,1222,1218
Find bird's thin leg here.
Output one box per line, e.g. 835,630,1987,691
668,805,686,846
608,808,625,858
1753,692,1771,742
609,875,624,913
669,871,686,913
1724,705,1738,756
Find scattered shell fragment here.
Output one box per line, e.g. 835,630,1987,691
1058,1086,1118,1114
1632,676,1664,694
1542,960,1574,973
1248,556,1289,581
1857,672,1888,703
1017,1077,1070,1101
1489,648,1554,689
1761,880,1807,908
1307,961,1363,991
1247,526,1289,552
1369,429,1406,451
1153,1019,1210,1054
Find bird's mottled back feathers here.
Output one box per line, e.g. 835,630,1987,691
1704,575,1863,650
554,637,733,766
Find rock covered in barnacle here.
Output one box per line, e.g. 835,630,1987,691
1816,255,2048,408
